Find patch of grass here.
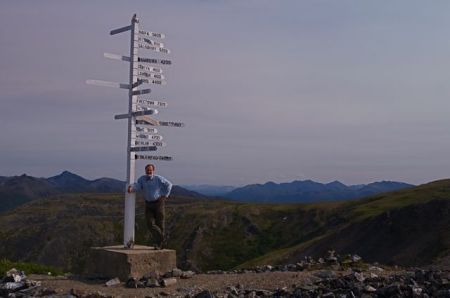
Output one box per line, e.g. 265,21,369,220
0,259,63,276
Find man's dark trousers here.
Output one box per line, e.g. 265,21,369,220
145,198,165,248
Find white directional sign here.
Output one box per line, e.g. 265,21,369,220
138,29,165,39
136,99,168,108
136,116,159,126
138,37,164,48
136,126,158,133
138,43,170,54
104,52,131,62
135,140,166,147
86,80,130,89
135,155,173,161
130,146,157,152
138,78,166,86
131,89,151,95
138,64,163,73
135,134,163,141
138,71,164,80
138,57,172,65
159,121,185,127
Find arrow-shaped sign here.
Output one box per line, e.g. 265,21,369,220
110,25,132,35
130,146,158,152
138,37,164,48
131,89,151,96
136,126,158,133
114,110,158,120
138,71,164,80
136,99,168,108
135,140,166,147
138,57,172,65
86,80,130,89
138,64,163,73
135,155,173,161
104,52,131,62
138,30,165,39
138,43,170,54
137,78,166,86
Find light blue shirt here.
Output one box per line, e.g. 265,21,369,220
132,174,173,202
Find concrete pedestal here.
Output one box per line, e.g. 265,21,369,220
86,245,176,280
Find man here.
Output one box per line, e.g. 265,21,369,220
128,164,172,249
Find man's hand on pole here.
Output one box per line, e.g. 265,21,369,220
127,185,134,193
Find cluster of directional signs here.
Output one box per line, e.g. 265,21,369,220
87,14,184,247
87,14,184,163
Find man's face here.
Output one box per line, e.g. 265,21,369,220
145,166,154,176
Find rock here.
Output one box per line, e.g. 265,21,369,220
181,270,195,279
125,277,145,288
105,277,120,287
171,268,183,278
162,277,177,287
364,285,376,292
195,290,215,298
369,273,379,279
264,265,273,271
314,270,337,279
159,291,171,296
254,289,273,296
353,272,365,282
226,286,239,296
2,282,26,291
145,277,160,288
369,266,384,272
351,255,362,262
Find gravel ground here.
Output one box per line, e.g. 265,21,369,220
33,271,339,297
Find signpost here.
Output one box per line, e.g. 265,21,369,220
87,14,184,248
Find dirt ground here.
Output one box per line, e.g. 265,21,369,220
33,271,337,297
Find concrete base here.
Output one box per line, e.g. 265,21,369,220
86,245,176,280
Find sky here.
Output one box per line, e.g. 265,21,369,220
1,1,450,186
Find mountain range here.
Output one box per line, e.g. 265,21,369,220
185,180,414,203
0,171,202,213
0,178,448,273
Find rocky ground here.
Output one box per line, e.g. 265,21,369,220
2,253,450,297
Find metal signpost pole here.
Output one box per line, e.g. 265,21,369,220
123,14,139,248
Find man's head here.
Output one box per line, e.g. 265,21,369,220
145,164,155,176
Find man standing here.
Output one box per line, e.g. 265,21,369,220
128,164,172,249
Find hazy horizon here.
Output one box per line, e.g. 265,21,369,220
1,1,449,186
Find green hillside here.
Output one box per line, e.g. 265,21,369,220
0,180,449,273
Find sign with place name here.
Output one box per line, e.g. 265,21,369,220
138,30,165,39
159,121,185,127
135,155,173,161
131,89,151,96
135,140,166,147
138,43,170,54
86,80,130,89
138,71,164,80
135,134,163,141
138,64,162,73
136,126,158,133
136,99,168,108
104,52,131,62
138,57,172,65
114,109,158,120
137,78,166,86
136,116,159,126
138,37,164,48
130,146,157,152
110,25,132,35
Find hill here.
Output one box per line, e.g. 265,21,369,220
0,172,203,213
0,179,448,273
225,180,413,203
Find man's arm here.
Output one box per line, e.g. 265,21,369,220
128,177,143,193
159,176,173,198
